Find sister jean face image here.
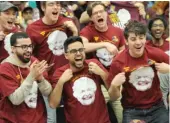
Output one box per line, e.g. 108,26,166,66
129,67,154,91
47,30,67,56
72,77,97,105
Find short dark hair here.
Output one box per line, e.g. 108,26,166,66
148,16,167,32
10,32,29,46
64,36,83,52
87,2,106,17
124,20,147,40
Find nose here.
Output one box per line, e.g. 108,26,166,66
76,50,81,55
136,39,141,44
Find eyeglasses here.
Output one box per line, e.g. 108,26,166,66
67,48,85,54
14,44,34,50
92,10,105,16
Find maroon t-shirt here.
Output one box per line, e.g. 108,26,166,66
80,23,125,48
107,45,169,109
108,2,146,29
26,16,73,76
146,40,170,52
0,57,46,123
80,23,125,69
52,59,110,123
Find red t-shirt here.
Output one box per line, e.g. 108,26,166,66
108,2,146,29
107,45,169,109
0,57,46,123
26,16,73,76
52,59,110,123
80,23,125,69
146,40,170,52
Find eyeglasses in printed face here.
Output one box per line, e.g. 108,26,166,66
67,48,85,54
14,44,34,50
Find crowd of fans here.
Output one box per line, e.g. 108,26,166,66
0,1,169,123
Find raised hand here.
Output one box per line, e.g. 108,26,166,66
29,60,48,81
59,69,73,84
104,42,118,55
88,62,103,75
63,21,78,36
111,72,126,87
155,62,170,74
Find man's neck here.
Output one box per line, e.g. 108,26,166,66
94,25,108,32
42,16,58,25
69,65,84,73
152,38,164,46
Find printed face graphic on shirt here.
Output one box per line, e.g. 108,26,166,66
47,30,67,56
111,8,131,29
24,81,38,108
72,77,97,105
96,48,114,67
129,67,154,91
4,33,13,55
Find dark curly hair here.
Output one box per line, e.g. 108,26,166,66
124,20,147,40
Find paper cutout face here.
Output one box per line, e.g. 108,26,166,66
4,33,13,55
129,67,154,91
47,30,67,56
72,77,97,105
24,81,38,108
96,48,114,67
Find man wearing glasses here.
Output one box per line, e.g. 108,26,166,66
0,32,52,123
80,2,125,122
49,36,111,123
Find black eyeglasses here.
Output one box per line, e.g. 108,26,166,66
67,48,85,54
14,44,34,50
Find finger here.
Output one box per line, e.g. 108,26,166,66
38,60,47,68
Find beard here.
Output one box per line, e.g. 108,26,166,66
17,52,31,63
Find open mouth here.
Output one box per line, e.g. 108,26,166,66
7,21,13,25
137,81,149,86
52,12,58,16
135,46,142,50
82,94,92,100
154,30,163,36
24,53,31,58
98,18,104,23
75,58,83,62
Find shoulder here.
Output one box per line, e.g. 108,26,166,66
0,62,13,74
114,49,127,63
58,15,72,22
86,58,100,64
53,64,69,75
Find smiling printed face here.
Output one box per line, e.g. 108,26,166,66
129,67,154,91
24,81,38,108
47,30,67,56
72,77,97,105
96,48,114,67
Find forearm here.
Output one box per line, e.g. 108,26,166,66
99,70,109,89
108,84,121,102
38,78,52,96
49,80,64,108
84,42,106,53
8,74,35,105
